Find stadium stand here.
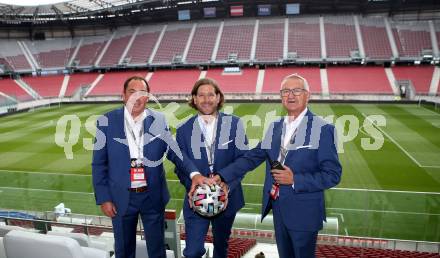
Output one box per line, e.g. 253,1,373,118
316,244,440,258
325,16,358,59
391,20,432,58
0,57,12,72
262,67,322,94
46,231,109,252
180,233,256,258
327,66,393,94
135,240,175,258
255,19,284,62
0,78,33,101
147,69,200,94
3,230,109,258
204,68,258,93
392,66,434,94
216,20,254,62
288,17,321,59
359,17,393,60
26,38,78,69
0,40,32,71
21,75,65,98
152,24,192,64
436,21,440,53
98,28,134,67
0,237,4,258
64,73,99,97
126,26,161,65
186,22,220,64
87,71,147,96
74,35,108,67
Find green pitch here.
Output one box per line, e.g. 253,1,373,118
0,102,439,242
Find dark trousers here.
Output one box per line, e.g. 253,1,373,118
112,192,166,258
272,200,318,258
183,211,236,258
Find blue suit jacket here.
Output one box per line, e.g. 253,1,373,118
92,107,197,216
175,112,248,217
218,110,342,231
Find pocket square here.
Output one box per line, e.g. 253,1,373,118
296,145,312,150
221,140,233,146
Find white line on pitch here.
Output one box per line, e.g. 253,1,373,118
0,169,91,177
327,207,440,216
362,113,423,167
0,186,93,195
333,187,440,195
1,170,439,195
0,187,437,216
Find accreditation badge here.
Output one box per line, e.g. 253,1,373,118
130,158,147,183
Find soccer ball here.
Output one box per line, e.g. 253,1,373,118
191,184,226,217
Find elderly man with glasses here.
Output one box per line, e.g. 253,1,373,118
213,74,342,258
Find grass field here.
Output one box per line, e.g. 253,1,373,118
0,102,439,242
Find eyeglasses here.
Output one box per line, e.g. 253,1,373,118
280,88,306,96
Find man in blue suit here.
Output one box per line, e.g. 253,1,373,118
175,78,248,258
92,76,198,258
214,74,342,258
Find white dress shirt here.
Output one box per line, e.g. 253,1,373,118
124,107,147,188
281,107,308,153
190,115,218,179
278,107,308,190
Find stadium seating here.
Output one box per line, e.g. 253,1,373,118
316,244,440,258
325,16,358,59
6,55,31,71
391,21,432,58
147,69,200,94
126,27,161,65
289,17,321,59
99,28,134,66
64,73,99,97
88,71,147,96
327,66,393,94
21,75,65,98
204,68,258,93
216,21,254,61
0,237,5,258
180,233,256,258
3,230,109,258
255,19,284,61
0,58,12,72
0,78,33,101
0,40,32,71
47,231,109,252
26,38,77,69
359,17,393,59
135,240,175,258
262,67,322,94
186,23,219,63
153,25,192,64
392,66,434,94
75,36,108,67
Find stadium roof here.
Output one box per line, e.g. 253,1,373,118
0,0,156,18
0,0,439,25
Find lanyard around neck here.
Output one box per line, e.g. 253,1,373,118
279,124,298,164
125,117,144,160
200,118,217,170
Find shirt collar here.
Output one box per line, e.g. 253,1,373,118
284,107,308,126
124,106,147,125
197,114,217,127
